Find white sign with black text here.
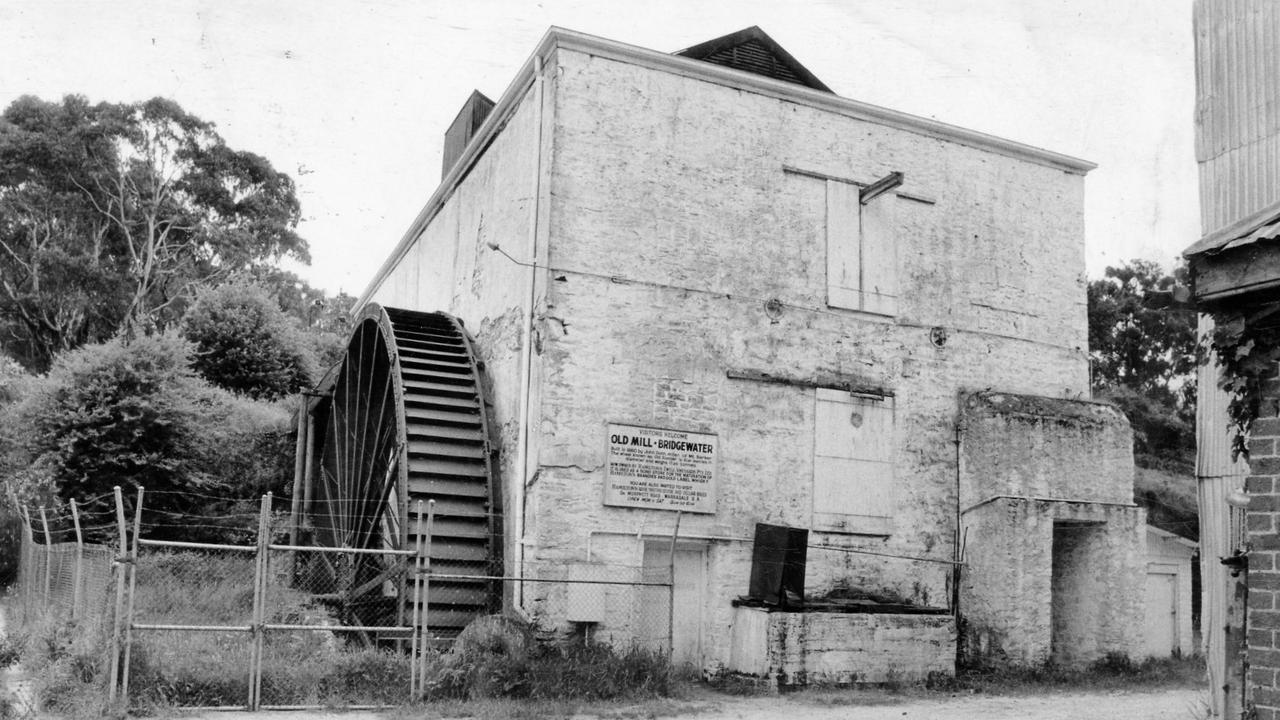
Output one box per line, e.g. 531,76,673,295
603,423,717,514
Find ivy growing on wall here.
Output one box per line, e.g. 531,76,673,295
1204,303,1280,459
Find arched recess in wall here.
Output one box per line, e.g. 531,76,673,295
298,304,501,642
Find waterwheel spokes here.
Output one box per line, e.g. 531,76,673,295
306,305,500,641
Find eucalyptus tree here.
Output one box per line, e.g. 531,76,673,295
0,94,308,369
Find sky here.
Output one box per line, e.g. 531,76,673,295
0,0,1199,296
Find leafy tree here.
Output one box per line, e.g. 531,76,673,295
0,95,129,369
3,334,297,542
1088,260,1196,395
1087,260,1197,471
237,265,353,371
0,94,308,370
5,334,218,538
181,281,318,400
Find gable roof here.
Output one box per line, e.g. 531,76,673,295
674,26,832,93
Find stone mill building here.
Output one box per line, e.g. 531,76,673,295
303,26,1148,682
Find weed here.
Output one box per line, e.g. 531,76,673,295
0,692,27,720
423,618,675,701
0,632,23,669
9,616,114,720
955,652,1206,694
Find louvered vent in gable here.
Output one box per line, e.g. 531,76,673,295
702,39,805,86
675,26,832,93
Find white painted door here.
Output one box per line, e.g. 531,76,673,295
1144,571,1178,657
641,542,706,667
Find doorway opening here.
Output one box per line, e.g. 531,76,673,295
639,541,707,667
1050,520,1106,665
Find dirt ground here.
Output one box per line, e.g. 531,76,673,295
172,686,1209,720
672,687,1210,720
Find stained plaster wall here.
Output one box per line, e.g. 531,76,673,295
367,77,554,600
959,392,1135,509
520,48,1092,669
729,606,955,686
958,394,1143,666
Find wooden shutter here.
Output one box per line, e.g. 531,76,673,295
860,196,898,315
824,180,898,316
812,388,895,534
826,180,861,311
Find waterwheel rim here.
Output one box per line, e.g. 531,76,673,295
307,304,500,639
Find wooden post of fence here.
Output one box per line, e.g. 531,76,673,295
289,395,307,563
249,493,271,710
301,409,316,544
417,500,435,687
409,500,425,699
38,507,52,608
107,486,126,704
70,499,83,620
19,506,32,621
120,486,144,701
667,511,682,656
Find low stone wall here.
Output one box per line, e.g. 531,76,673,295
728,606,955,687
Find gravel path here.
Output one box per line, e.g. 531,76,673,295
686,687,1210,720
174,687,1208,720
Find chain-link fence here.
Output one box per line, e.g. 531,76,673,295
7,488,677,711
405,500,674,654
9,496,118,630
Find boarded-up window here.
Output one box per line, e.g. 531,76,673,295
813,388,895,534
826,180,898,316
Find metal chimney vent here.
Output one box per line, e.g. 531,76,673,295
442,90,495,180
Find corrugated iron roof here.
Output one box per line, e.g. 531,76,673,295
1184,198,1280,257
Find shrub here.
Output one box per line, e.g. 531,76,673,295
182,281,318,400
0,502,21,586
424,616,673,701
7,334,223,539
183,394,295,543
5,333,299,544
0,630,23,668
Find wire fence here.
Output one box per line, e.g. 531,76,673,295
9,500,118,630
8,487,675,711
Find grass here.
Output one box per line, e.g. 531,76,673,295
0,631,22,669
120,551,683,712
421,616,679,702
387,695,711,720
948,651,1207,695
12,616,114,719
700,651,1207,711
7,549,687,715
125,549,416,711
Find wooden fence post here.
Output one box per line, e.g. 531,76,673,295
120,486,144,701
107,486,126,704
19,506,32,622
70,499,83,620
38,507,52,607
248,493,271,710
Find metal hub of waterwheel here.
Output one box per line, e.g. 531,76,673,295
301,304,500,643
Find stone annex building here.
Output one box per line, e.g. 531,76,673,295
299,26,1147,682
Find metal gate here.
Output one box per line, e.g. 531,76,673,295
115,489,432,711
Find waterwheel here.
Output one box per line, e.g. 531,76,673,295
299,304,501,643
